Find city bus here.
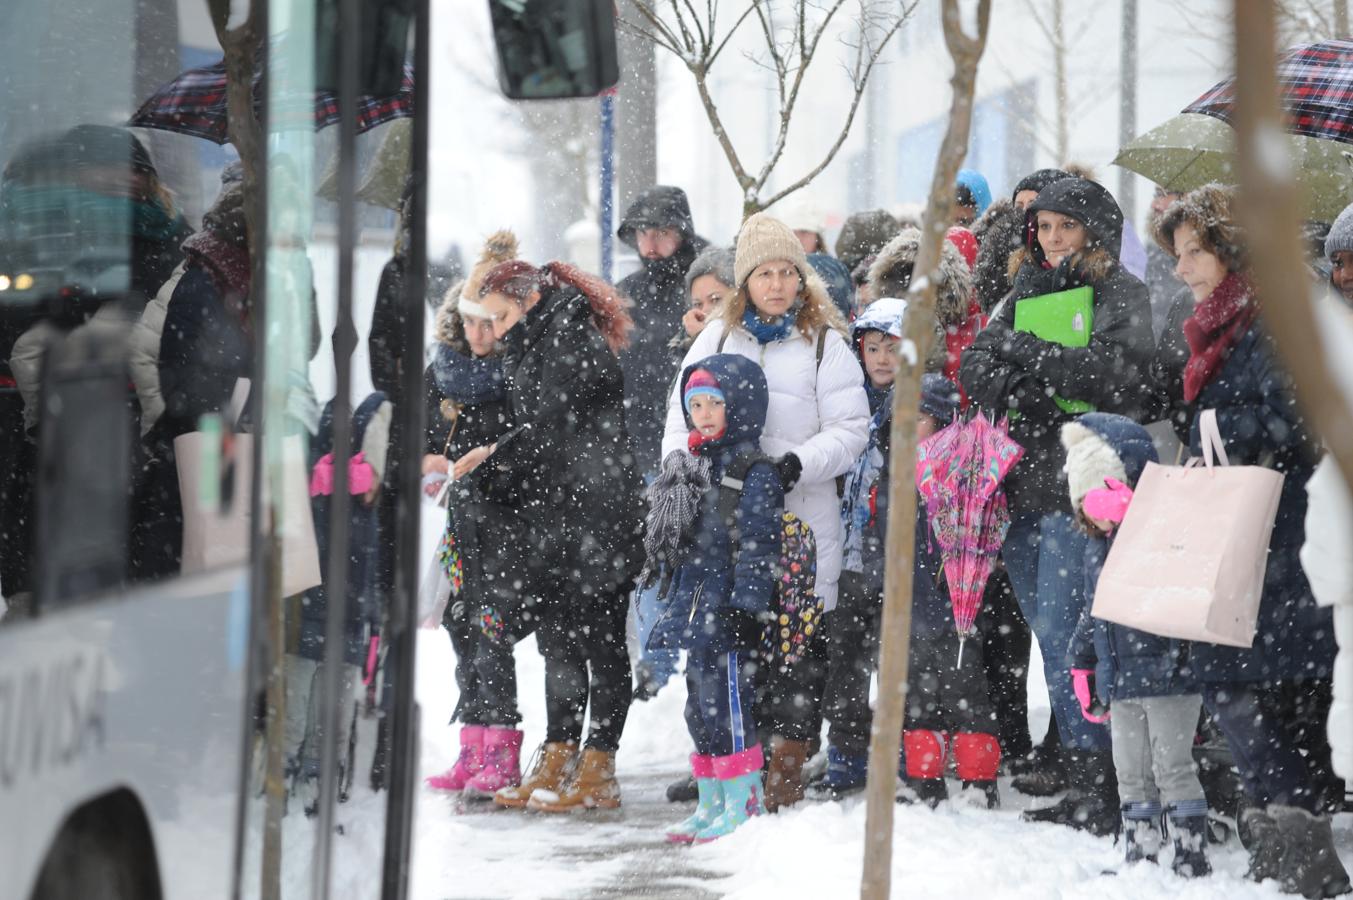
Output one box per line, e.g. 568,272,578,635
0,1,617,898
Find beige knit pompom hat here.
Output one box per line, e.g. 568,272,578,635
734,212,810,288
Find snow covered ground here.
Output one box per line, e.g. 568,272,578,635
409,627,1352,899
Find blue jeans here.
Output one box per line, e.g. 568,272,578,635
1001,511,1111,752
635,577,681,684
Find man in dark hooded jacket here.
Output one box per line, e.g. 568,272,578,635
616,186,708,473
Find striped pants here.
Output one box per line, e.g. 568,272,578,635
685,644,759,758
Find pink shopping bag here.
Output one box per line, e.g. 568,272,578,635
1091,409,1284,647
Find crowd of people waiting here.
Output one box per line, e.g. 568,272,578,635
422,166,1353,897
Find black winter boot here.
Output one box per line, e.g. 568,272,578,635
1122,804,1163,865
1022,750,1119,837
960,780,1000,809
1010,739,1067,797
1168,806,1212,879
1240,807,1285,884
666,773,698,803
1270,805,1352,898
898,777,949,808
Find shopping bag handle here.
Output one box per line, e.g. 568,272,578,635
1199,408,1229,469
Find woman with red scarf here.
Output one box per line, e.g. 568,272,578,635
1154,184,1347,896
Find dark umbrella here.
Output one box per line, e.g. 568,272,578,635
129,59,414,144
1184,39,1353,144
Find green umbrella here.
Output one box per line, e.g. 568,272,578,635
316,117,411,210
1114,113,1353,221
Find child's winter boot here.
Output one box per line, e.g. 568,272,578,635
1269,804,1351,897
953,732,1001,809
462,727,523,799
763,736,809,812
1167,802,1212,879
493,741,577,809
695,746,765,842
529,748,622,812
666,754,724,843
1122,802,1163,865
899,729,949,808
806,745,869,802
425,724,485,792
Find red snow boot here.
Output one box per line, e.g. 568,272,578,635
425,724,485,792
463,727,523,799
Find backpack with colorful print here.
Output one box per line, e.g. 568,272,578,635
717,454,823,669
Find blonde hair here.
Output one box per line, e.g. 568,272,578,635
720,268,846,340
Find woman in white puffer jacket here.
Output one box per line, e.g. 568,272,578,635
660,212,869,809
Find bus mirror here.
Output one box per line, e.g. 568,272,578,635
487,0,619,100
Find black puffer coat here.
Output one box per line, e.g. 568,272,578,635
492,283,645,646
616,186,708,472
959,178,1155,517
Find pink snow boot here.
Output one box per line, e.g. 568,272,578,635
463,727,524,799
425,724,486,792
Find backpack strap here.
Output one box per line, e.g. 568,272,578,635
716,452,768,533
717,327,730,353
816,327,827,367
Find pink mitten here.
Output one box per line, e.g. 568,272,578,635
1082,477,1134,525
1071,668,1110,723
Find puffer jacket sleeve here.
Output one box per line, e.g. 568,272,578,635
660,321,724,461
791,329,869,483
729,462,784,616
958,300,1051,420
1066,539,1104,672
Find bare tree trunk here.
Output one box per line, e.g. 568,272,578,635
1052,0,1070,163
859,3,992,898
1336,0,1351,38
206,1,263,274
1118,0,1138,217
616,0,658,212
1231,4,1353,526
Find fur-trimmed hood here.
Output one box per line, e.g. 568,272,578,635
972,199,1023,315
866,226,972,328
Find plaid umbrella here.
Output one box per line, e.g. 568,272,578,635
130,59,414,145
1183,39,1353,144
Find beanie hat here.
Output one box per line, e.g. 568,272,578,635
836,209,901,273
684,246,736,297
955,169,992,216
458,229,519,318
683,368,724,411
734,213,809,288
1326,202,1353,259
1011,168,1072,203
920,373,960,423
1061,420,1128,515
945,226,979,269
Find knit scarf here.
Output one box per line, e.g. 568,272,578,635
639,449,714,589
840,402,888,574
1182,272,1257,403
742,307,797,344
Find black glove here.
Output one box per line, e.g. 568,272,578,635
775,453,803,493
1001,330,1055,370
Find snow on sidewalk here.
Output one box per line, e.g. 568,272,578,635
412,627,1353,898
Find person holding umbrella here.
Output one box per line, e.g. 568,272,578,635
958,176,1156,836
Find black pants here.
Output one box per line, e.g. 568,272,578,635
979,567,1033,760
906,625,998,733
0,392,33,598
755,623,829,746
821,571,882,756
540,588,633,752
446,605,521,727
1203,679,1344,814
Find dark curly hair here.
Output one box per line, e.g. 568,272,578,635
1153,183,1247,273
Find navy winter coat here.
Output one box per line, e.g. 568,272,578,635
1182,323,1337,684
1065,413,1195,702
649,354,784,653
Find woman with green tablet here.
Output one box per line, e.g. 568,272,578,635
958,176,1155,837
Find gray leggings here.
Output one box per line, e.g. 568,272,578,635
1111,693,1206,808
